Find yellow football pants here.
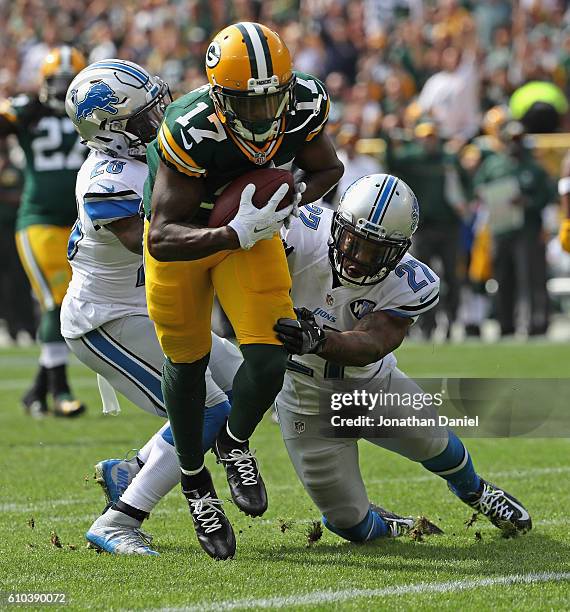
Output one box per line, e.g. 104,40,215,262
144,225,295,363
15,225,72,310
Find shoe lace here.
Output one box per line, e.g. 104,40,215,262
473,484,514,521
223,448,259,486
136,528,153,546
189,493,224,534
387,518,412,537
124,448,140,462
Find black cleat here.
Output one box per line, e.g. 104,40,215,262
213,434,267,517
370,503,443,537
183,469,236,560
52,394,86,417
21,388,48,419
451,479,532,536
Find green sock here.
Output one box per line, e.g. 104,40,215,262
161,355,209,471
38,308,64,343
228,344,288,440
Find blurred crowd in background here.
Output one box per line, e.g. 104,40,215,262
2,0,570,343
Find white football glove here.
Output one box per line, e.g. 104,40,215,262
228,183,294,250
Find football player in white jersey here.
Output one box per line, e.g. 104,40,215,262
274,174,531,540
100,174,531,550
62,60,242,555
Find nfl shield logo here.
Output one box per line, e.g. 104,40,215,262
326,294,334,306
253,151,267,165
294,420,305,434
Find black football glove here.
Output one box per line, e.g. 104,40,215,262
274,308,326,355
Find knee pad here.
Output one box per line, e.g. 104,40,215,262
301,448,366,529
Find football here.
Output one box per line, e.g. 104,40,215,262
208,168,295,228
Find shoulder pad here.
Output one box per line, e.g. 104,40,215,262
291,73,330,142
157,86,216,178
9,94,32,109
384,256,440,318
83,177,142,226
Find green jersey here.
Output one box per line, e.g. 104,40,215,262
474,149,555,234
0,95,87,230
385,139,460,226
144,72,330,226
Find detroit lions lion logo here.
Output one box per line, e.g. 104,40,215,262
72,81,120,122
410,195,420,233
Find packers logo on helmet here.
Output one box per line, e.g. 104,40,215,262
40,46,86,113
206,42,222,69
206,22,295,146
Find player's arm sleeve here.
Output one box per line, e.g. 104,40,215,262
380,266,440,322
83,179,142,226
305,78,331,142
156,119,208,178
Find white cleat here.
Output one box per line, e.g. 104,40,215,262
94,456,141,504
86,512,158,556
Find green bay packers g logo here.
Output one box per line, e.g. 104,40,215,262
206,42,221,68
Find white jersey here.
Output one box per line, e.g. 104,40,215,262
277,206,440,415
61,150,147,338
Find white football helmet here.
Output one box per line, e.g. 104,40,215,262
329,173,419,286
65,59,171,160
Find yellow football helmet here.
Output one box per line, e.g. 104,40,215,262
205,22,294,144
40,46,86,113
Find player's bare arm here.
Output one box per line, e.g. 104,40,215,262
294,131,344,204
318,310,411,367
106,216,144,255
275,308,411,367
147,162,239,261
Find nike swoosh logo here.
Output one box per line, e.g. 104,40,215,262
99,184,115,193
506,496,530,522
420,290,436,303
253,225,270,233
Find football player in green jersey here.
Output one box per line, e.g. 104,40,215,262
144,22,343,559
0,46,88,418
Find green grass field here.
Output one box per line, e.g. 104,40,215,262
1,342,569,611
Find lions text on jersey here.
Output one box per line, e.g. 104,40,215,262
278,206,440,415
61,150,147,338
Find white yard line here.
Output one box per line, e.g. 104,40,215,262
0,376,96,391
4,466,569,513
163,572,570,611
271,465,570,490
0,498,88,513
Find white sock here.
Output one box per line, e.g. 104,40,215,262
119,434,179,513
137,422,170,464
39,342,69,368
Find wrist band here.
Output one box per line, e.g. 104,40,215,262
558,177,570,196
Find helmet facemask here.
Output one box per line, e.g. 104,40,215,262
107,79,171,160
40,73,76,114
329,213,411,286
211,76,295,144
